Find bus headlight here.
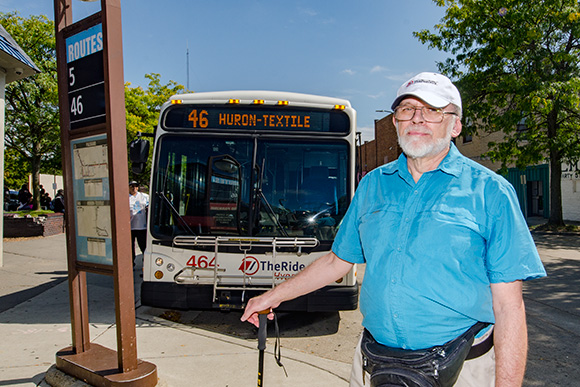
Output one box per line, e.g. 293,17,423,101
155,257,164,266
154,270,164,279
166,263,175,272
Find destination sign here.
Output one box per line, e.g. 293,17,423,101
163,105,350,133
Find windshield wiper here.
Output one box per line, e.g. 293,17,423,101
157,191,196,236
255,159,289,237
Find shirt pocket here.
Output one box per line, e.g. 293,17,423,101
358,205,402,262
414,205,486,262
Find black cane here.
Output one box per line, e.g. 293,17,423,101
257,309,269,387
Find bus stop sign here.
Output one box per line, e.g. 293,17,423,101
65,23,106,130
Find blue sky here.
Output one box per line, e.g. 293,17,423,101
2,0,450,141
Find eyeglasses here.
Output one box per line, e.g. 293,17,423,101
394,105,458,123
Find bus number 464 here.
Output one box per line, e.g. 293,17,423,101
187,255,216,268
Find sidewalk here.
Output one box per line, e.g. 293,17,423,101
0,234,351,386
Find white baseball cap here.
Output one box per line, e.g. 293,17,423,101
391,72,462,110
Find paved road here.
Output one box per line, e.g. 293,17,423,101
523,234,580,386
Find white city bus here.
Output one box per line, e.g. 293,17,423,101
138,90,359,311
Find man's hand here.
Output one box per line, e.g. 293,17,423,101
241,292,279,327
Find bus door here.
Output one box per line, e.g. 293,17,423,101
206,155,242,234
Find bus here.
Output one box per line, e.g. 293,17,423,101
135,90,359,312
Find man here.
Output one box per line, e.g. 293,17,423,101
17,184,32,208
241,72,546,386
52,189,65,213
129,181,149,266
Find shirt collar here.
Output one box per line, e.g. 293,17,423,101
437,143,463,177
381,142,463,178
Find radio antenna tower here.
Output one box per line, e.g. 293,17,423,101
186,42,190,91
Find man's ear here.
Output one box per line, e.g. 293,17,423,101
451,117,462,138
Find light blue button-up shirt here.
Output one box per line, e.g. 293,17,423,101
333,143,546,350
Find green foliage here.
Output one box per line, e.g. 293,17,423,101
125,73,186,183
4,148,29,189
415,0,580,224
1,12,60,209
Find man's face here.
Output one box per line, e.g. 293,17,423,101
129,184,138,195
393,97,461,160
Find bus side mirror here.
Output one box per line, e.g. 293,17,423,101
129,139,150,174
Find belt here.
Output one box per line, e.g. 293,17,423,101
466,329,494,360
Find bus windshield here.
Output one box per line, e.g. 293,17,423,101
151,135,349,241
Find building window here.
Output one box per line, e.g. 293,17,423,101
517,117,528,132
463,134,473,143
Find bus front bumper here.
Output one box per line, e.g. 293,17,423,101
140,282,359,312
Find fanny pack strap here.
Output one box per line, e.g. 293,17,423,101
458,322,490,345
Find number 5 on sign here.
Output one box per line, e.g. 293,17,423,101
69,67,75,86
71,95,83,115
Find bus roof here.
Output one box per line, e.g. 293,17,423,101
167,90,352,109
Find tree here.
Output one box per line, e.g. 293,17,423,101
125,73,186,183
2,12,61,210
414,0,580,226
4,148,28,189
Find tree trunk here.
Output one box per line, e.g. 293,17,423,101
547,108,564,226
548,153,564,226
31,155,41,211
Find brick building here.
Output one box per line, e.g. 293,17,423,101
359,113,401,175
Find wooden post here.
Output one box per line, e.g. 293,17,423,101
53,0,157,384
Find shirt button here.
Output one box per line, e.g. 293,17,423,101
397,247,402,252
393,313,398,318
391,279,396,284
405,217,410,222
414,190,419,195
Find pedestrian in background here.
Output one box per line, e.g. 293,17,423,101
41,192,52,210
52,189,65,213
129,181,149,266
17,184,32,209
242,72,546,387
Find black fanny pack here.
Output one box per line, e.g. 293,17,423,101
361,322,490,387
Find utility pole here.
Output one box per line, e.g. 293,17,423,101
186,42,190,91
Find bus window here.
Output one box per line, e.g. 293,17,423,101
151,136,348,242
254,140,348,241
152,136,253,238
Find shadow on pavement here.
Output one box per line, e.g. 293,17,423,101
532,233,580,250
523,256,580,386
0,272,67,313
149,308,341,340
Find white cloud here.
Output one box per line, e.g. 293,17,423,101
385,72,415,82
370,65,388,73
367,91,386,99
298,7,318,17
357,126,375,142
342,69,356,75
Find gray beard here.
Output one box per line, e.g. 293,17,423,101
396,122,453,159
